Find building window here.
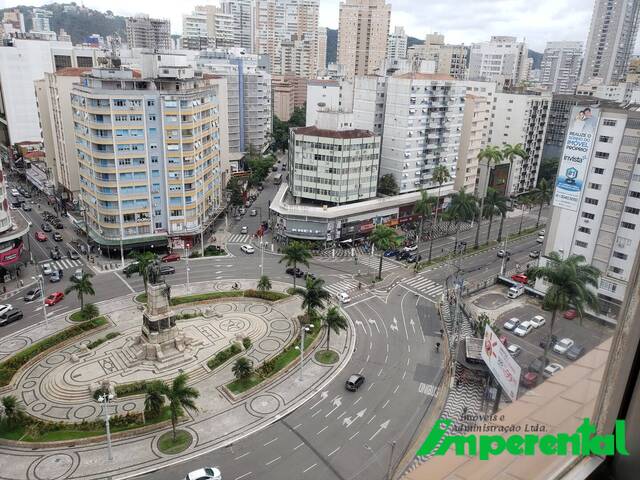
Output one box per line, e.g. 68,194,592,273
630,191,640,198
621,221,636,230
578,226,591,234
600,279,618,292
585,197,599,205
575,240,588,248
610,266,624,275
147,100,155,107
582,212,595,220
589,183,602,190
625,206,640,214
603,119,617,126
613,251,628,260
595,151,610,159
599,135,613,143
594,167,605,174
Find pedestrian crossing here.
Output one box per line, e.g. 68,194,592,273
403,275,444,298
324,279,361,296
227,233,249,243
355,254,399,273
40,258,83,271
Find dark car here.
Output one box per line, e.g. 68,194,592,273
54,221,64,229
406,253,421,263
397,251,411,261
123,263,139,275
41,223,52,232
345,374,365,392
159,265,175,275
539,335,558,349
383,249,399,258
305,272,316,280
0,309,23,326
286,267,305,278
566,344,586,360
68,250,80,260
50,248,62,260
528,356,549,374
53,232,63,242
22,203,32,212
21,190,31,199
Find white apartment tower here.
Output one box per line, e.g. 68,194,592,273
468,36,529,84
407,33,468,80
306,79,354,126
352,75,387,136
387,26,408,60
182,6,235,50
338,0,391,79
540,41,583,94
318,27,327,70
221,0,254,51
379,73,466,195
581,0,640,85
125,15,171,50
455,94,490,194
31,8,52,33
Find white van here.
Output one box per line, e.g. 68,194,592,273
508,284,525,299
337,292,351,304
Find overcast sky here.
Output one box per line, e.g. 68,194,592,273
0,0,598,52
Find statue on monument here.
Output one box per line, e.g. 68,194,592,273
147,261,161,285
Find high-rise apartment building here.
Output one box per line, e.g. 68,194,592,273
540,41,583,94
378,73,466,195
253,0,319,77
352,75,387,136
71,61,225,250
455,94,490,194
407,33,468,80
337,0,391,79
182,6,235,50
468,36,529,84
581,0,640,85
31,8,52,33
318,27,327,70
125,15,171,50
1,9,25,35
387,26,408,60
306,79,354,126
221,0,254,51
542,94,595,160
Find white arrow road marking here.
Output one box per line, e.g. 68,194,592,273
355,319,367,335
325,396,342,417
368,318,380,334
309,391,328,410
410,318,416,335
368,420,390,441
389,317,398,332
343,408,367,428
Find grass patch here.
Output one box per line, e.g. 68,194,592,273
207,342,242,370
158,430,192,454
0,316,107,387
170,290,244,306
227,374,263,394
135,293,147,304
86,331,120,350
315,349,339,364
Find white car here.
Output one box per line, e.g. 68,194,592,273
337,292,351,304
503,317,520,331
240,226,248,234
10,188,19,197
537,235,545,243
240,244,255,254
403,244,418,252
507,344,522,357
543,363,564,378
42,263,54,276
0,304,13,316
185,467,222,480
73,268,83,281
530,315,546,328
553,338,575,355
513,321,533,337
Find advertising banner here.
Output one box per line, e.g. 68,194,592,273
481,325,521,402
553,106,600,211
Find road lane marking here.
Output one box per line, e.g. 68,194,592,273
349,431,359,440
366,354,370,362
406,357,410,366
378,367,383,376
114,272,135,293
263,437,278,447
382,399,390,408
311,409,322,418
265,457,281,466
369,341,372,350
367,414,377,425
328,446,341,457
384,354,388,364
294,442,305,451
408,344,411,353
358,367,364,374
337,411,346,419
293,423,302,430
367,382,375,391
353,396,362,405
316,426,328,435
402,371,407,380
234,452,250,461
393,384,400,394
303,464,317,473
234,473,252,480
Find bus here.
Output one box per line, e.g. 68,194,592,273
273,173,283,185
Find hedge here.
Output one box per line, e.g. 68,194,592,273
243,289,288,301
0,317,108,387
115,380,150,398
171,291,244,306
87,331,120,350
207,342,242,370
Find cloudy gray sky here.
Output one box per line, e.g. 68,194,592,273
0,0,597,51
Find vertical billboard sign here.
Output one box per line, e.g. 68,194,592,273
481,325,521,402
553,106,600,211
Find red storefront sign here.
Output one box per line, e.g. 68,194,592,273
0,242,23,267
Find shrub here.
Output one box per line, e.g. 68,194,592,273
242,337,252,350
115,380,150,397
105,332,120,340
257,358,276,377
171,291,243,306
189,251,202,258
87,331,120,350
207,343,242,370
243,289,288,301
92,387,109,401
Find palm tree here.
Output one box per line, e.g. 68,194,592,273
257,275,272,292
144,381,165,420
369,224,402,280
413,189,436,245
279,241,312,288
528,253,600,363
127,251,157,293
232,357,254,380
502,143,528,198
1,395,21,426
64,272,95,311
428,164,451,262
293,276,331,322
531,178,552,228
445,187,478,254
474,146,504,248
161,373,199,441
323,306,348,351
482,188,506,244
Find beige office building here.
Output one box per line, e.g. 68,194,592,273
125,15,171,50
337,0,391,79
455,94,490,194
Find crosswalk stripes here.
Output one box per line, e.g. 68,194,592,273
227,233,249,243
41,259,83,271
403,275,444,298
324,279,360,296
355,255,398,272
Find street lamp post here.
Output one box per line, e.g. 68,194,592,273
119,237,125,269
260,238,264,277
186,246,191,293
387,440,397,480
97,393,114,461
32,275,48,329
298,325,310,381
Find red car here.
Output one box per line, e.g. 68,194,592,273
35,231,48,242
45,292,64,306
161,253,181,263
511,273,528,284
563,309,577,320
521,372,539,388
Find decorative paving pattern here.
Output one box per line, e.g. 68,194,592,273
31,453,76,480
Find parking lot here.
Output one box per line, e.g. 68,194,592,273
466,285,614,391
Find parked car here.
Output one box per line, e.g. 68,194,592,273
286,267,305,278
305,272,316,280
185,467,222,480
10,188,19,197
499,334,508,346
21,190,31,199
563,309,577,320
553,338,575,355
52,232,63,242
543,363,564,378
0,309,22,326
0,304,13,317
49,271,62,283
539,334,559,349
239,208,246,215
503,317,520,331
521,371,539,388
383,249,399,258
337,292,351,304
123,263,139,275
537,235,545,244
397,251,411,261
497,249,510,258
54,221,64,229
403,244,418,252
513,321,534,337
528,356,549,374
68,250,80,260
35,231,47,242
23,288,42,302
567,344,586,360
41,223,52,232
529,250,540,259
240,244,255,254
45,292,64,306
240,226,248,234
345,374,365,391
42,263,53,276
161,253,181,263
507,284,525,299
511,273,528,284
72,268,83,281
507,344,522,357
529,315,546,328
406,253,421,263
159,265,175,275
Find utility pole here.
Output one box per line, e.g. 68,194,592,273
98,393,114,461
186,246,191,293
386,440,397,480
299,325,305,381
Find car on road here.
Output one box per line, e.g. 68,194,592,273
563,309,577,320
50,248,62,260
539,335,558,350
23,288,41,302
521,371,539,388
529,315,546,328
513,321,534,337
345,374,365,391
539,229,546,235
507,344,522,357
159,265,175,275
161,253,181,263
45,292,64,306
403,244,418,252
10,188,19,197
528,356,549,374
529,250,540,259
22,203,32,212
72,268,83,281
123,263,139,275
567,344,586,360
250,209,257,216
49,271,62,283
185,467,222,480
0,304,12,317
511,273,528,284
497,249,511,258
41,222,52,232
286,267,305,278
68,250,80,260
239,208,246,215
383,249,399,258
240,226,248,234
397,251,411,261
42,263,53,276
337,292,351,304
503,317,520,331
0,309,22,326
553,338,575,355
35,231,47,242
543,363,564,378
54,221,64,229
234,214,241,221
257,185,263,191
240,244,255,254
537,234,545,244
406,253,421,263
52,232,63,242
